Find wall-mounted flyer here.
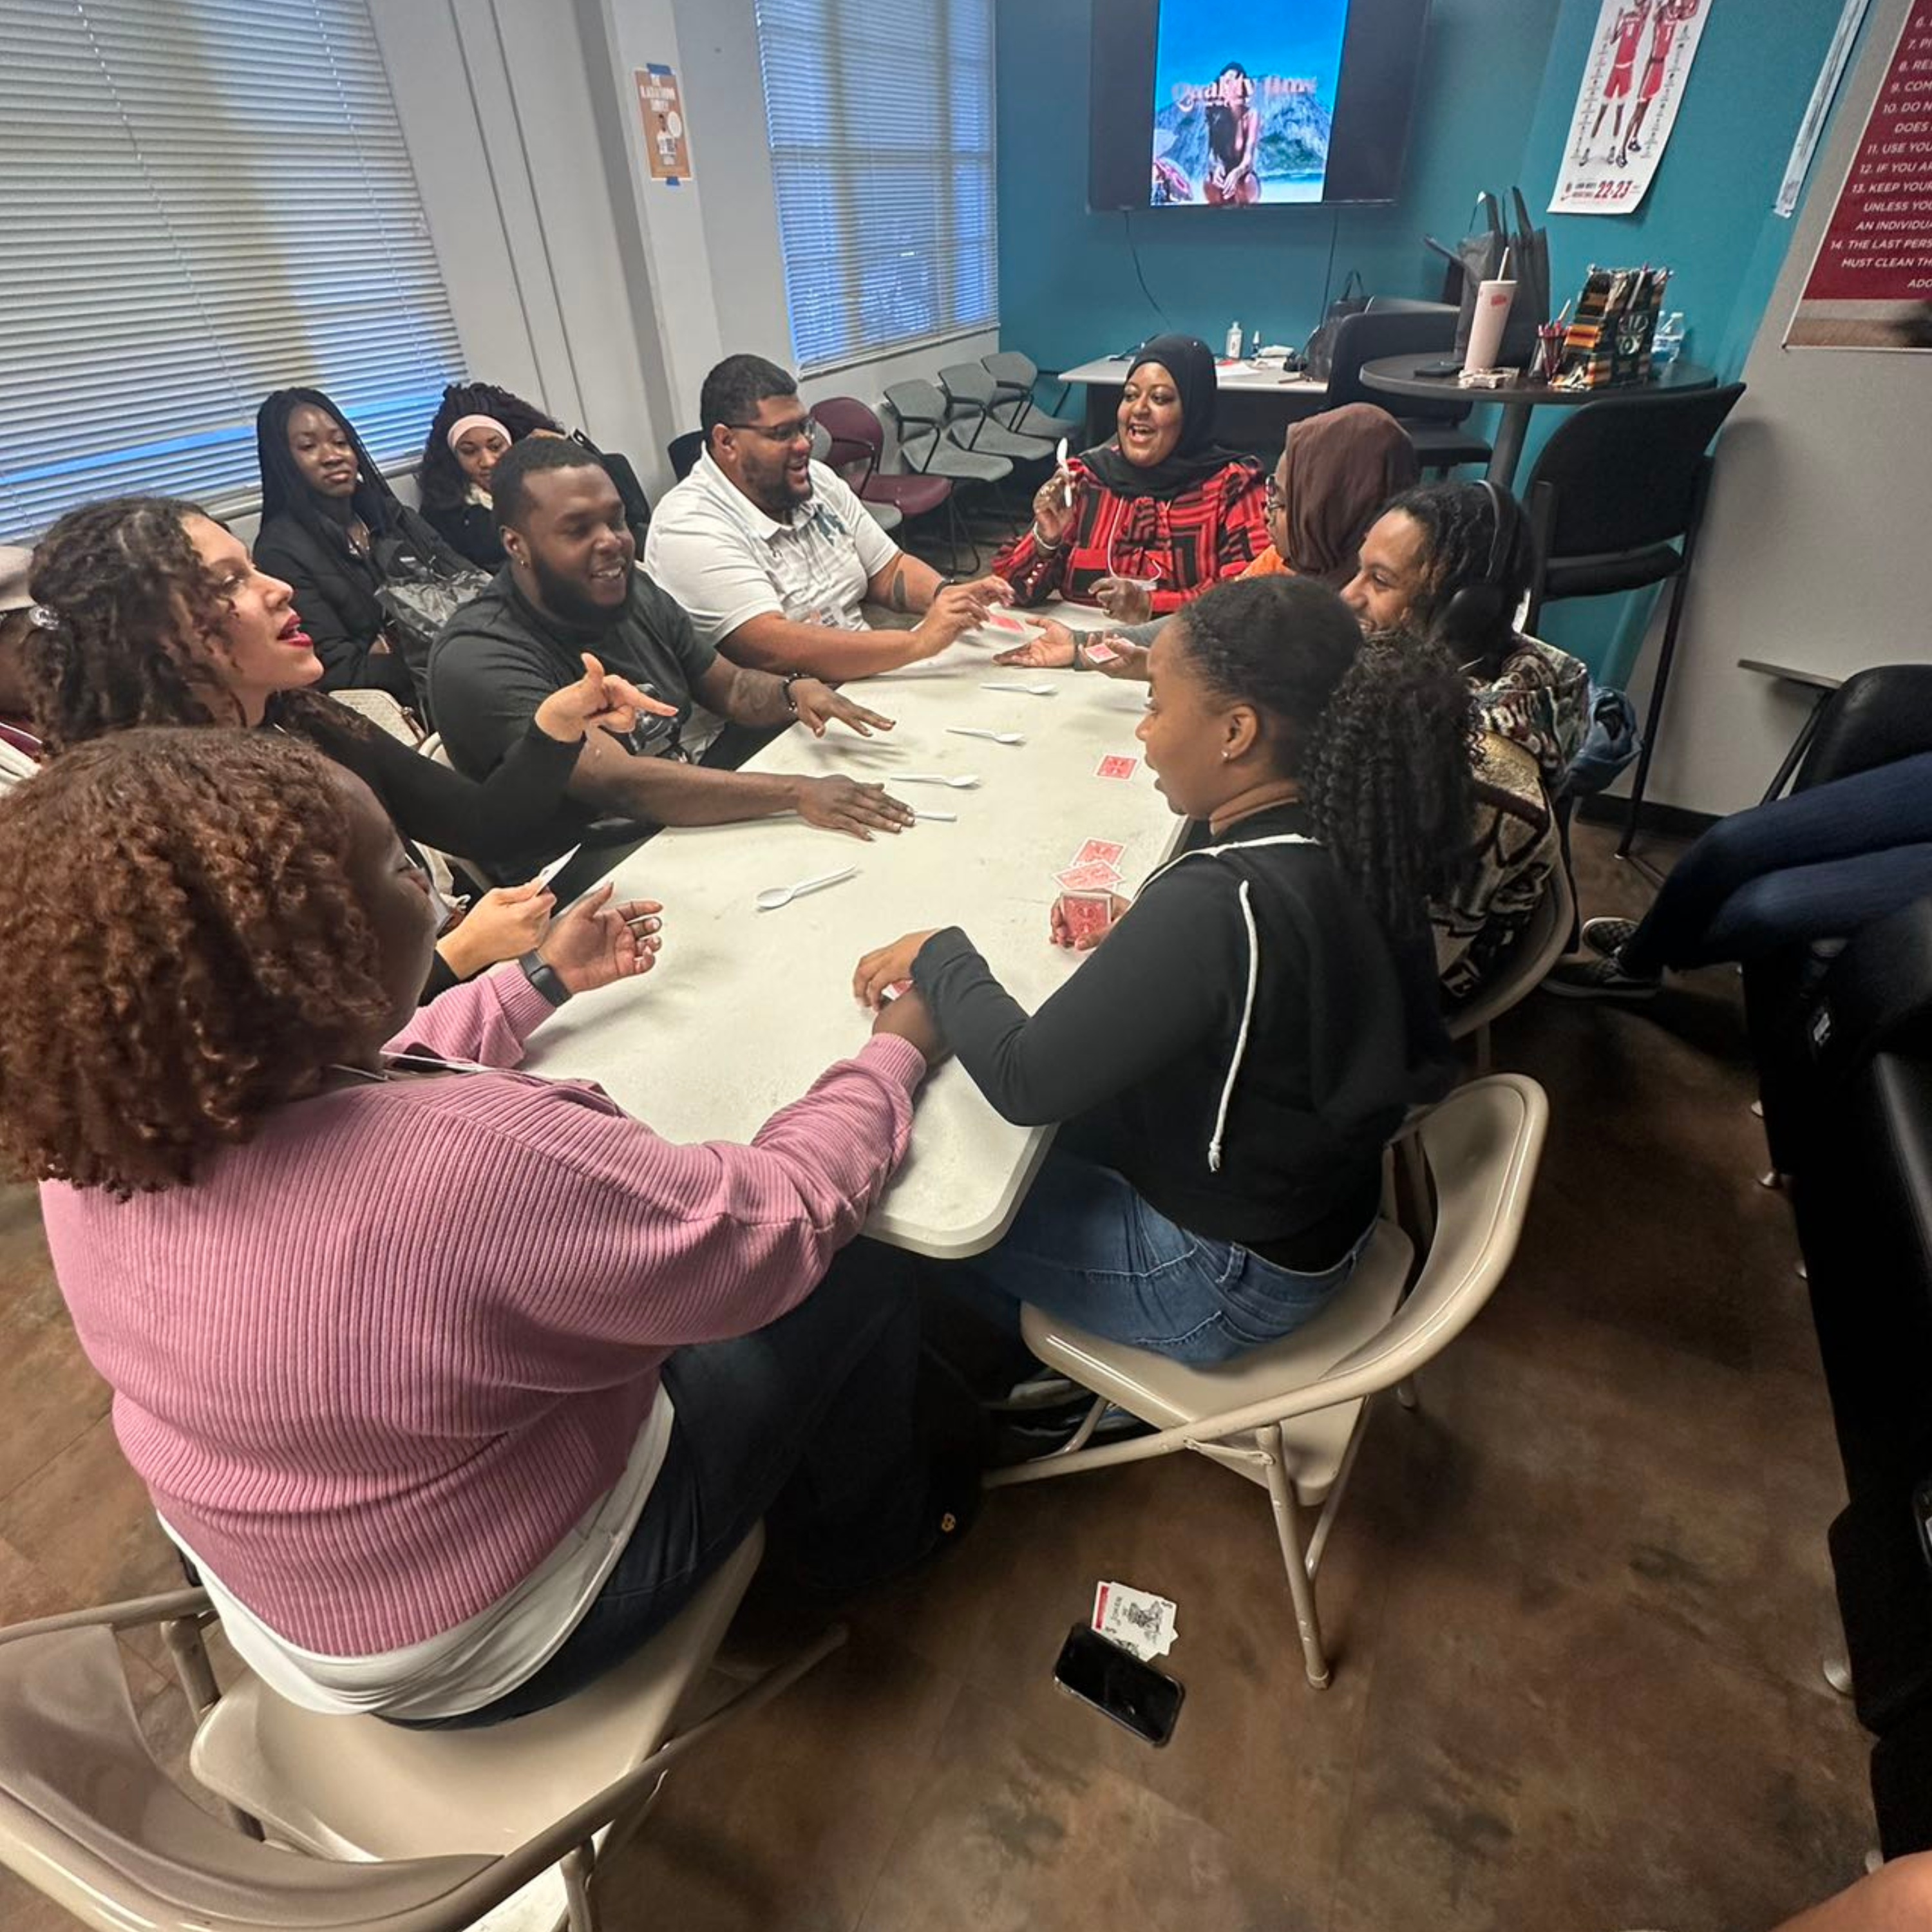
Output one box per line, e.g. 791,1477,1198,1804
1787,0,1932,349
1549,0,1714,216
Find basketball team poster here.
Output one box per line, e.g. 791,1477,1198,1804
1549,0,1714,214
1149,2,1352,205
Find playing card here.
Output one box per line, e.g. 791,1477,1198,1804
981,611,1033,637
1057,891,1116,944
1083,638,1122,665
1055,860,1122,891
1072,837,1125,867
880,978,913,1003
1092,1580,1179,1663
1095,754,1139,781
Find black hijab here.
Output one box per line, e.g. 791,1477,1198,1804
1081,335,1253,502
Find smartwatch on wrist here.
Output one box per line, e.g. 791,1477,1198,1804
518,951,571,1008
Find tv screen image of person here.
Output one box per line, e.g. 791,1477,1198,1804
1150,6,1352,207
1091,0,1432,211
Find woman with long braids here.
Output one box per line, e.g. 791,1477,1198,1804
417,382,565,571
1343,478,1589,793
25,495,670,992
254,386,472,699
853,575,1473,1363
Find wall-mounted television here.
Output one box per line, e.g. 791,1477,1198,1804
1090,0,1434,212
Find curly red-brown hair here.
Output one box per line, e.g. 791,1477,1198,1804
0,728,395,1196
25,495,367,758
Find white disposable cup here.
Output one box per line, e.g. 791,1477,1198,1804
1463,279,1517,373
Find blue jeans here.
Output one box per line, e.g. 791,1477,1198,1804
943,1148,1372,1367
412,1238,929,1728
1622,752,1932,974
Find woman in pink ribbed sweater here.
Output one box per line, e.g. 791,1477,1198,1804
1,728,956,1727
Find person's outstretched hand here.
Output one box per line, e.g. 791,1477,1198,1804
537,884,663,994
535,652,678,743
992,618,1078,670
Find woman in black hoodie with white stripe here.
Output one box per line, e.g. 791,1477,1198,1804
854,575,1473,1365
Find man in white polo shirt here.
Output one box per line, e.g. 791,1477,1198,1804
645,354,1019,680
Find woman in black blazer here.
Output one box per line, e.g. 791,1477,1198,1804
253,388,470,699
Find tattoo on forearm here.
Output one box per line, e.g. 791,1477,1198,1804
888,565,909,614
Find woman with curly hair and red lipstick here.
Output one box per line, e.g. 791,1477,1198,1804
0,728,962,1726
24,494,672,992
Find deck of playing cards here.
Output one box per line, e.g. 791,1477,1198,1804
1054,835,1124,945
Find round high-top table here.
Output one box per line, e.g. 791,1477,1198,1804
1359,354,1718,489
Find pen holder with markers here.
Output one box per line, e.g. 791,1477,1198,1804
1557,265,1670,388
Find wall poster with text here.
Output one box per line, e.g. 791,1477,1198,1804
635,65,692,185
1549,0,1714,215
1787,0,1932,350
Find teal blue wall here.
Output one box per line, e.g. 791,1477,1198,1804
996,0,1870,682
995,0,1567,367
1510,0,1871,679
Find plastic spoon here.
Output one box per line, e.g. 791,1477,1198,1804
755,866,857,913
947,726,1026,745
912,809,958,822
894,773,981,788
980,681,1056,697
1055,437,1072,506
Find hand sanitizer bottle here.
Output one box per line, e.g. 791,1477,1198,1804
1225,321,1243,359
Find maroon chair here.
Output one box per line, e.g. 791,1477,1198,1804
814,396,952,544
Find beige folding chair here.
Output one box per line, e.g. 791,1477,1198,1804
1449,859,1575,1074
985,1075,1548,1690
0,1526,842,1932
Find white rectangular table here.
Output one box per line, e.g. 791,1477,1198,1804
524,614,1182,1259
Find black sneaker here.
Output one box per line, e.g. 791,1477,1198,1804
1544,950,1663,1000
1580,915,1641,960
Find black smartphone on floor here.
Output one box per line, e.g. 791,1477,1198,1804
1052,1624,1183,1747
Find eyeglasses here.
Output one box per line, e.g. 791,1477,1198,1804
1264,475,1285,509
725,416,817,446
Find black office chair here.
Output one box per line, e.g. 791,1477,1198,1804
666,430,705,481
1321,307,1493,473
1519,383,1747,858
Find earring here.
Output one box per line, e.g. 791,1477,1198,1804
1221,749,1231,761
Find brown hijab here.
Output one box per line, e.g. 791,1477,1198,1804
1280,404,1420,589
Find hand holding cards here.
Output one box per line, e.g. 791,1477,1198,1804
1051,835,1130,949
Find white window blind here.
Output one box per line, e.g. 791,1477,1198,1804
754,0,997,374
0,0,463,540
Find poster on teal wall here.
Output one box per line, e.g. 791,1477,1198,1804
1549,0,1714,214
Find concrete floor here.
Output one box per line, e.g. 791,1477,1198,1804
0,823,1876,1931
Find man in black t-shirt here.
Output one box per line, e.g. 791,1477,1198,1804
430,437,911,875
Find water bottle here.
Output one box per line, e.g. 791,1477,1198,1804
1226,321,1243,359
1247,327,1262,359
1652,311,1685,366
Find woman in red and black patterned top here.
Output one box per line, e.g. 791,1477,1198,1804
992,335,1266,625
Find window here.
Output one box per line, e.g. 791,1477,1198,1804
0,0,463,540
754,0,997,374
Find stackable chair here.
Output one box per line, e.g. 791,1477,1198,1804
1518,382,1747,858
665,430,705,481
815,395,944,547
0,1527,842,1932
982,349,1083,443
1320,307,1493,473
881,379,1014,568
985,1076,1549,1693
1448,861,1576,1074
938,362,1057,466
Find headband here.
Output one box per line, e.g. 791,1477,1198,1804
446,414,511,452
